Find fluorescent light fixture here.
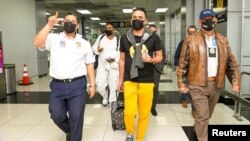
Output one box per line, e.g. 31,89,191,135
155,8,168,13
99,23,106,25
122,9,133,13
51,28,57,30
54,23,61,26
148,22,155,25
90,17,101,20
58,18,64,21
46,12,51,15
160,22,165,24
76,9,91,14
85,27,90,29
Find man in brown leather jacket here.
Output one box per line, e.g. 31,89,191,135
177,9,240,141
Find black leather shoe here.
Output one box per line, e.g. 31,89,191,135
151,109,158,116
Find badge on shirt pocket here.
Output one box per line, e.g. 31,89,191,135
60,40,65,48
76,42,81,48
209,47,216,57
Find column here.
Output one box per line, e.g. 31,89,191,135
35,1,49,77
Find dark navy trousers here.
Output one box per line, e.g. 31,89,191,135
49,77,87,141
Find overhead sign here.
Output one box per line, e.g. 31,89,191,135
217,0,223,8
93,34,98,39
213,0,227,8
109,21,131,28
216,10,227,23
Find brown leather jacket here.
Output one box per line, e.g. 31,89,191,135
177,30,240,88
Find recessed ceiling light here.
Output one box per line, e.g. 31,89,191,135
148,22,155,25
155,8,168,13
90,17,101,20
122,9,133,13
99,23,106,25
76,9,91,14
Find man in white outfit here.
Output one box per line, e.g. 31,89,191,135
92,23,120,106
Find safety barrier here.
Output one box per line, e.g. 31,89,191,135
222,71,250,121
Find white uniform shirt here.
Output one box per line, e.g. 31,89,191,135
40,32,95,79
206,36,218,77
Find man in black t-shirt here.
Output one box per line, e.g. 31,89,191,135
149,24,166,116
118,7,163,141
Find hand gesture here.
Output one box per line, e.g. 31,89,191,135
179,86,188,93
48,11,59,27
118,81,124,92
88,86,95,99
97,47,104,52
142,53,152,63
107,58,115,63
232,85,240,93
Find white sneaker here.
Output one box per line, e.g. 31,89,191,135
102,99,108,106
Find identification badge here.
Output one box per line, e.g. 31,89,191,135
209,47,216,57
212,38,217,46
60,40,65,48
76,42,81,48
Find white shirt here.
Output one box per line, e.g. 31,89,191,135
206,36,218,77
92,35,120,69
40,32,95,79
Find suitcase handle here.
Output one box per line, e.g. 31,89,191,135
115,91,124,109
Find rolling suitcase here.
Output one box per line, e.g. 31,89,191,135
110,91,125,130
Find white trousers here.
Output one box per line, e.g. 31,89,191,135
96,64,119,102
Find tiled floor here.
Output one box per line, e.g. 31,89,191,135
0,67,249,141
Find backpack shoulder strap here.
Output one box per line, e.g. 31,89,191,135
116,35,120,51
98,34,106,45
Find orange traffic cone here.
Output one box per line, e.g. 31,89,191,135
18,64,33,85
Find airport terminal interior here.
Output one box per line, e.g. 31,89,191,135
0,0,250,141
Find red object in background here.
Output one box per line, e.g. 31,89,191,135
18,64,33,85
0,42,3,74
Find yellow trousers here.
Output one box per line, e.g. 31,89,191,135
124,81,154,141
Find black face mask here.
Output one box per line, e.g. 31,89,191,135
132,19,144,30
63,22,76,33
201,20,215,31
105,30,113,36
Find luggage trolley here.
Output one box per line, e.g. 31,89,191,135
233,71,250,121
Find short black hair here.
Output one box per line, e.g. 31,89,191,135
132,7,147,18
187,25,197,32
106,22,115,28
64,13,79,23
149,24,157,28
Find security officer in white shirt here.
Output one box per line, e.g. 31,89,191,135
34,12,95,141
92,23,120,106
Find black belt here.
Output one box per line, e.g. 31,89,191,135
52,75,85,83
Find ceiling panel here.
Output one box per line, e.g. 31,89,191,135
39,0,181,28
